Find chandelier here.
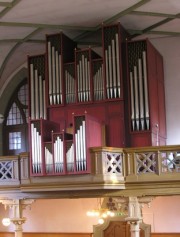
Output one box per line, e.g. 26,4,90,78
86,198,126,224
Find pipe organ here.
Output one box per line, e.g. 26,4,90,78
28,55,46,120
103,24,126,100
30,119,60,175
29,115,102,176
46,33,77,106
28,23,166,177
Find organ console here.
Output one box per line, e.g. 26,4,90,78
28,23,166,177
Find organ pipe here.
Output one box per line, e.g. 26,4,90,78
142,51,150,130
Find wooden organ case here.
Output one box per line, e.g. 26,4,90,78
28,23,166,177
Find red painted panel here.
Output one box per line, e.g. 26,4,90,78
130,132,152,147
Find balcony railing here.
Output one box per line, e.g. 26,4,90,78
0,145,180,195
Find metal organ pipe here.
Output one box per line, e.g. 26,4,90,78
105,50,109,99
115,33,121,98
52,46,56,105
133,66,139,131
30,64,35,119
65,70,75,104
45,146,53,173
130,72,135,131
112,39,117,98
77,55,91,103
82,120,86,170
48,41,62,105
138,58,145,130
129,48,150,132
108,45,113,99
34,70,39,119
43,80,46,119
85,57,88,101
55,50,60,104
93,64,103,101
54,136,64,173
59,54,62,104
29,60,46,120
48,42,53,105
39,75,43,119
87,60,91,101
31,123,42,174
104,33,121,100
142,51,150,130
75,119,86,172
66,143,74,172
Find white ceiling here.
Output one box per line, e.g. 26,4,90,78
0,0,179,90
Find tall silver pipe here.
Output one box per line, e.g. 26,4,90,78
52,46,56,105
85,57,89,101
130,72,135,131
82,55,86,101
65,70,69,103
138,58,145,130
30,64,35,119
34,69,39,119
79,59,83,102
55,51,60,104
87,61,91,101
80,125,84,170
48,42,53,105
39,75,43,119
59,54,62,104
112,39,117,98
31,123,35,173
43,80,46,119
105,50,109,99
115,33,121,98
82,120,86,170
134,66,139,131
142,51,149,129
108,45,113,99
66,143,74,172
77,64,80,102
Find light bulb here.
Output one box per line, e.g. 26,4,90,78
109,212,115,217
2,218,10,226
98,218,104,224
86,211,92,216
102,213,107,218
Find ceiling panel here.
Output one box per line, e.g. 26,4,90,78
0,42,45,88
0,26,36,39
0,42,16,67
0,0,179,92
154,19,180,32
136,0,180,14
30,29,88,41
1,0,140,26
119,14,166,31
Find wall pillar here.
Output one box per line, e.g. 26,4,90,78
1,199,34,237
112,196,153,237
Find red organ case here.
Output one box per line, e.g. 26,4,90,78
27,23,166,177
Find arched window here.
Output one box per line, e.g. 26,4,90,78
3,80,29,155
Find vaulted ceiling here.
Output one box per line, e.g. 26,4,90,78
0,0,179,91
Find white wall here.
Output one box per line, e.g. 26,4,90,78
0,196,180,233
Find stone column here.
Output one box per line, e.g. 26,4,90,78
112,196,153,237
125,197,142,237
1,199,34,237
11,218,26,237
